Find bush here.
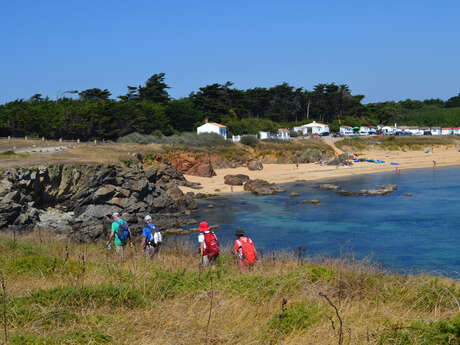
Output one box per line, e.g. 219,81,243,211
378,314,460,344
118,132,233,147
269,301,323,335
240,135,259,147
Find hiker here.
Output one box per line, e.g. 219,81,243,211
198,221,219,269
233,229,257,270
106,212,132,261
141,215,162,257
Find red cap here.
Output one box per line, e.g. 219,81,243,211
198,221,210,232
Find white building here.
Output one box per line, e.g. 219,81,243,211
197,122,227,139
441,128,453,136
293,121,329,135
339,126,354,136
380,126,397,135
359,126,377,136
278,128,290,140
453,128,460,135
406,127,424,136
431,127,441,135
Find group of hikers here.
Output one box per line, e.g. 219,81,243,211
106,213,257,270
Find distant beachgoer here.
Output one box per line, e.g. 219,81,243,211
107,212,132,261
433,160,437,169
233,229,257,271
198,221,219,269
142,215,162,257
295,156,299,169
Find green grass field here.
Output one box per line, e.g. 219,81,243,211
0,233,459,344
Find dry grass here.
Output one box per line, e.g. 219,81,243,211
0,232,459,344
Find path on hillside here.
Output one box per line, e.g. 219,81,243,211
321,136,344,155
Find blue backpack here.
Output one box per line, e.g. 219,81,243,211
116,219,130,243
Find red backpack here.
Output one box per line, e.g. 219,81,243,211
204,232,220,258
238,237,256,264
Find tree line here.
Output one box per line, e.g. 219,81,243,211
1,73,459,140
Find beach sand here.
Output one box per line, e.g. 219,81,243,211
180,147,460,194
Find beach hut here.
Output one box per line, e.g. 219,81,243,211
197,121,227,139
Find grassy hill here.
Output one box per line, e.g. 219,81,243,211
0,233,459,344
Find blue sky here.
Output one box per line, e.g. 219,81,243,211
1,0,459,104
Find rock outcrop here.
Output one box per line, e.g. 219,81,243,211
0,164,197,241
327,153,354,166
243,179,284,195
336,184,398,197
247,160,263,171
170,155,216,177
224,174,250,186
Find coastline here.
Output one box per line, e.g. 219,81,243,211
180,147,460,194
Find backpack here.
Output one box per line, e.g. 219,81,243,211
116,219,130,244
238,237,256,264
204,231,220,258
147,224,162,247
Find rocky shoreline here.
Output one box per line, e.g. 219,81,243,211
0,163,200,242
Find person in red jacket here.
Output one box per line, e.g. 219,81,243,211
234,228,257,271
197,221,220,269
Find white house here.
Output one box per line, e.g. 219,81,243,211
453,128,460,135
380,126,397,135
278,128,290,140
294,121,329,135
441,128,453,136
359,126,377,136
431,127,441,135
197,122,227,139
339,126,354,136
406,127,424,136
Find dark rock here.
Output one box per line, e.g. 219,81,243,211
404,193,413,197
301,200,321,205
208,204,215,208
224,174,250,186
327,153,354,166
247,160,263,171
243,179,284,195
290,192,300,197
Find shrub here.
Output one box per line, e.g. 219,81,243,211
306,266,337,282
378,314,460,345
269,301,323,335
118,132,233,147
240,135,259,147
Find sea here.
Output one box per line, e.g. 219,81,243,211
190,166,460,278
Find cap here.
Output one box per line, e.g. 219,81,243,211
144,215,152,222
112,212,120,218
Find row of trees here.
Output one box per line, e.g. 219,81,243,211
0,73,459,139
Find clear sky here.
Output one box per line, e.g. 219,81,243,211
1,0,459,104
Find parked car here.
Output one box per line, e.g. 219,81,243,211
332,132,342,137
424,131,432,136
320,132,330,136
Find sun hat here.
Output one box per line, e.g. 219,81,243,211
112,212,120,218
144,215,152,222
198,221,210,232
235,228,245,237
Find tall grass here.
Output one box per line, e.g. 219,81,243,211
336,136,460,151
1,233,459,344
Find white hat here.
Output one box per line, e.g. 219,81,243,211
112,212,120,218
144,215,152,222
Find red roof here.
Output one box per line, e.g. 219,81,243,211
207,122,227,128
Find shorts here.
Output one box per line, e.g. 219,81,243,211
202,255,218,267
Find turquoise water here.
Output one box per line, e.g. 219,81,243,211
192,167,460,277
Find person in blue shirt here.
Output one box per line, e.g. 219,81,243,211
142,215,162,257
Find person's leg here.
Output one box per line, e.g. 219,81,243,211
210,256,217,270
115,245,124,261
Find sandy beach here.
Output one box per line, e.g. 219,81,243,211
180,147,460,194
